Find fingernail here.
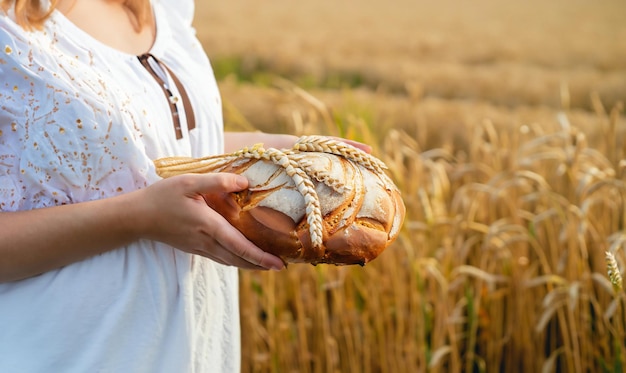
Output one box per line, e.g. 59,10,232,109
235,175,248,189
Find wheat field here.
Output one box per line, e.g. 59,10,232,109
193,1,626,372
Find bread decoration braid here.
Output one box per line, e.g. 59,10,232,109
154,136,406,266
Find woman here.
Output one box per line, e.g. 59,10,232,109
0,0,367,371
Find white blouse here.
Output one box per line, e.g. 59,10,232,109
0,1,240,372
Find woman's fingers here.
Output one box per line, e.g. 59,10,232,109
189,237,270,271
210,223,284,270
152,172,285,270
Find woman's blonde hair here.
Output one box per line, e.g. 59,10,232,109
1,0,151,30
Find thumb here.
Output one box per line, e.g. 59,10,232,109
187,173,249,195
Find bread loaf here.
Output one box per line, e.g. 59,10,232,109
154,136,405,266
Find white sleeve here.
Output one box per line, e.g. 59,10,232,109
0,17,155,211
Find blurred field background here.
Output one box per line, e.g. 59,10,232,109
193,0,626,372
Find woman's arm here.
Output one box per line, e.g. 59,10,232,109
1,131,369,282
0,172,284,283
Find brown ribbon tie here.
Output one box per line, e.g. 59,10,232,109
138,53,196,140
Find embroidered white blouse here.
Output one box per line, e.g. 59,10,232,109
0,1,240,372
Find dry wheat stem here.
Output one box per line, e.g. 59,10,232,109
606,251,623,293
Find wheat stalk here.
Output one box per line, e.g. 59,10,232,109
606,251,623,293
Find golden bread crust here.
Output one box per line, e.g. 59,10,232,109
155,136,406,265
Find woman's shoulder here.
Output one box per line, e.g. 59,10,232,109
0,11,34,59
0,11,67,72
0,10,119,88
0,15,55,99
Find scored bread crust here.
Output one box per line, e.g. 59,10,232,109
154,136,406,266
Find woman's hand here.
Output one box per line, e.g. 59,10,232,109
134,172,284,271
